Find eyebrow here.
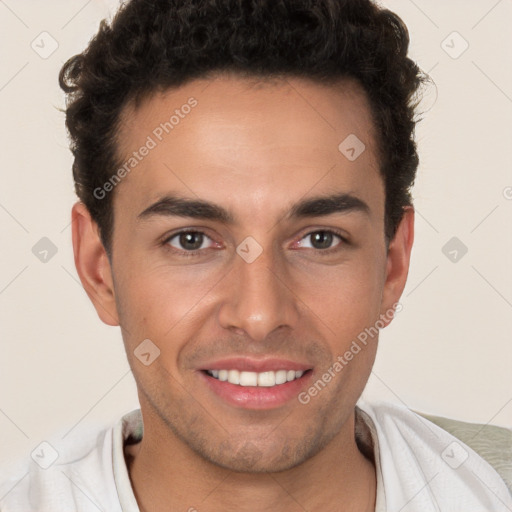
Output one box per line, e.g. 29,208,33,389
137,192,370,223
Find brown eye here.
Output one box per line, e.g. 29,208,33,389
310,231,334,249
167,231,211,251
299,230,343,250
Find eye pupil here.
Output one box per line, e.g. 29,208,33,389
311,231,333,249
180,232,203,250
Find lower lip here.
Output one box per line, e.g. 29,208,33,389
199,370,313,410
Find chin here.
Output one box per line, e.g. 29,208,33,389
201,433,328,474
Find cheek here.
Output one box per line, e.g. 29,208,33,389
113,231,387,354
304,265,384,405
114,262,221,345
295,255,385,339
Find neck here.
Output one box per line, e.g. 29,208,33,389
125,407,376,512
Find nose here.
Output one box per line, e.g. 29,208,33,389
217,243,300,343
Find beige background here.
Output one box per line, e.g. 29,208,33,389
0,0,511,476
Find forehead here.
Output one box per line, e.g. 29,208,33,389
113,74,382,219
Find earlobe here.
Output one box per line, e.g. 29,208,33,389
379,206,415,325
71,202,120,326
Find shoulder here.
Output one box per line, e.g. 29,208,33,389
416,408,512,492
0,421,121,512
357,399,512,511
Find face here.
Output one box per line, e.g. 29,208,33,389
74,74,412,473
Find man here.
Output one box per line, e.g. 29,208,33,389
1,0,511,510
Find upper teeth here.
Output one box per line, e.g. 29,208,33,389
207,369,304,387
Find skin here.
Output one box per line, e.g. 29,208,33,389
72,73,414,512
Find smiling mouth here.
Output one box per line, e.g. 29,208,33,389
203,369,312,387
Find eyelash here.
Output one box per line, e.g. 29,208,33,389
161,229,215,258
161,228,349,258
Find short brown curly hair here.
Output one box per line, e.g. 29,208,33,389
59,0,429,256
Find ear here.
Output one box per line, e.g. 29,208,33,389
379,206,414,325
71,201,119,326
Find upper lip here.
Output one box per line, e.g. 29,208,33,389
199,357,312,373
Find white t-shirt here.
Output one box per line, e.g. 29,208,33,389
1,400,511,511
